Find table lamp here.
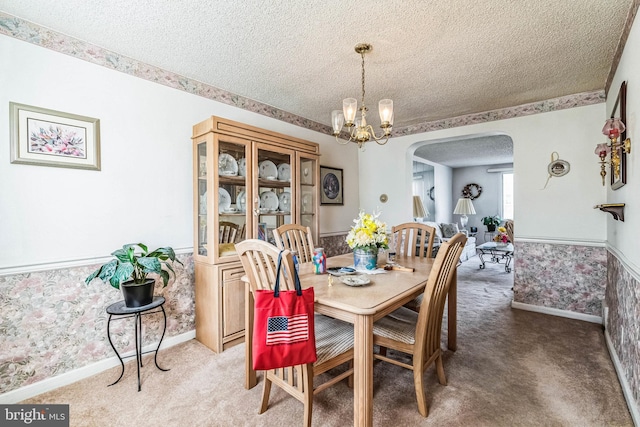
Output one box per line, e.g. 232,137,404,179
413,195,429,221
453,197,476,230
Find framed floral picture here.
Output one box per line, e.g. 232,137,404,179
10,102,101,171
320,165,343,205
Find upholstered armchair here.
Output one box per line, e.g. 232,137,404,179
423,221,477,262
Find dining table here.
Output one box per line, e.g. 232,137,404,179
243,253,458,427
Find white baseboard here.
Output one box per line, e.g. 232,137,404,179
511,301,602,324
0,330,196,404
605,328,640,425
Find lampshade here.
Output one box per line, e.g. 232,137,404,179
602,118,625,138
413,195,429,219
453,198,476,215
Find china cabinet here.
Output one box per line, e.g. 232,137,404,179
191,116,320,352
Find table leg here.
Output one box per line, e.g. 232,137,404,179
245,282,257,389
135,313,142,392
106,314,125,387
447,270,457,351
478,250,487,269
154,305,170,372
504,254,513,273
353,314,373,427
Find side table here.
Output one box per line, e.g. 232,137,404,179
106,296,169,391
476,242,514,272
483,231,496,243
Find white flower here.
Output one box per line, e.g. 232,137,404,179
346,210,389,250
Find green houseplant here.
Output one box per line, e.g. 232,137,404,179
85,243,183,307
481,215,502,232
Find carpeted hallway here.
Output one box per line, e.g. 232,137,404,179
22,255,632,426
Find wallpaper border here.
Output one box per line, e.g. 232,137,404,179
0,12,604,138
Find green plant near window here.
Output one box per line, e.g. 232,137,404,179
481,215,502,227
85,243,182,289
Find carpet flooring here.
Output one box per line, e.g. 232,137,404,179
22,255,632,426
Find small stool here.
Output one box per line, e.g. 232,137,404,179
106,296,169,391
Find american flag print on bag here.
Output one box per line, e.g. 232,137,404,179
266,314,309,345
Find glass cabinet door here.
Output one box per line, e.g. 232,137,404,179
297,153,319,243
196,141,208,256
254,144,294,245
215,136,251,262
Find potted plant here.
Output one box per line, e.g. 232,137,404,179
85,243,183,307
481,215,501,232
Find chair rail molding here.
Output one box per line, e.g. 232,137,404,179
516,237,606,247
0,247,193,277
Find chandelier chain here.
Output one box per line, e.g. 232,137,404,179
360,52,366,109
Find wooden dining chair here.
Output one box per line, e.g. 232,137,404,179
235,223,246,243
391,222,437,311
392,222,436,259
505,220,514,244
236,239,354,427
272,224,315,263
219,221,239,244
372,232,467,417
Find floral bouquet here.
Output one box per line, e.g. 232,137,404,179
493,226,510,244
346,210,389,251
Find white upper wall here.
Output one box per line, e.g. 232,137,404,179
358,103,608,244
606,13,640,272
452,164,512,243
0,36,359,269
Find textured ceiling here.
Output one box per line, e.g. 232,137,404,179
414,134,514,168
0,0,632,133
1,1,634,168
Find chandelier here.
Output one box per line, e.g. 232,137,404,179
331,43,394,149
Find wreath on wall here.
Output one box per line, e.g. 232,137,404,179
461,183,482,200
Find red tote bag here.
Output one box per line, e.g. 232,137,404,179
252,251,317,370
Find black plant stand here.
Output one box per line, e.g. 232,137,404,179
106,296,169,391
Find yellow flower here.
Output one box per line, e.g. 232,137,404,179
345,210,389,250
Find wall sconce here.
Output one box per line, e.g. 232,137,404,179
595,118,631,186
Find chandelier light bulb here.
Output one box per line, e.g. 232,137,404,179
343,98,357,125
331,110,345,135
379,99,393,124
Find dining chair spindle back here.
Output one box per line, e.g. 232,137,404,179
392,222,436,259
236,239,354,427
505,220,514,244
372,232,467,417
392,222,437,311
219,221,239,244
272,224,316,263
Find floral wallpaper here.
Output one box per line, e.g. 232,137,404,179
509,240,640,409
0,9,636,404
319,233,351,258
0,12,604,138
2,241,637,406
512,242,607,316
0,254,194,395
605,252,639,409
